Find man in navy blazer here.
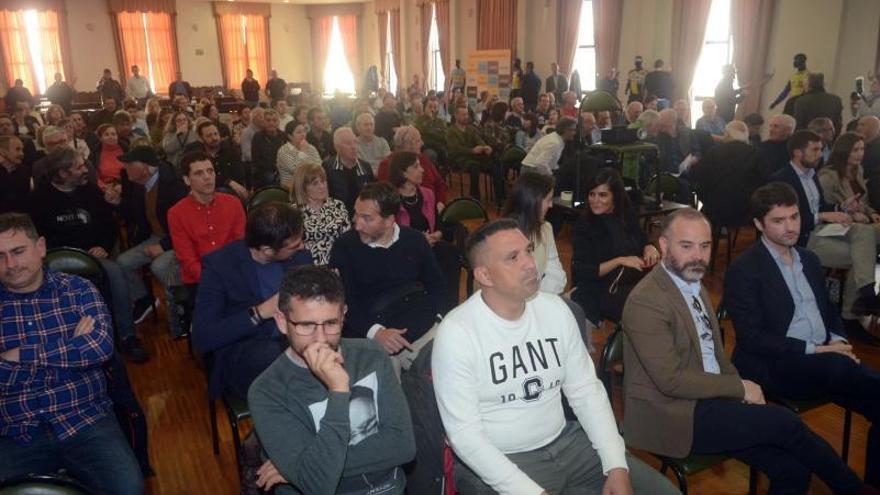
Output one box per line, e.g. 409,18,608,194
192,202,312,399
770,129,880,333
725,182,880,488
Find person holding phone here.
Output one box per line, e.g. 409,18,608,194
818,132,880,232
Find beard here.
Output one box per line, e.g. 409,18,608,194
665,255,708,283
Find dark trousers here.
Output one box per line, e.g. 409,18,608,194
225,338,287,400
691,399,863,494
0,416,144,495
459,156,501,203
432,239,461,311
761,352,880,487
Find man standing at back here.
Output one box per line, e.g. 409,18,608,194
433,218,676,494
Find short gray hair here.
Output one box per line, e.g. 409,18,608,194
45,146,80,185
393,125,418,149
724,121,749,143
637,109,660,127
333,126,355,146
355,112,374,128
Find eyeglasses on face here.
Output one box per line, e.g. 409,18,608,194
285,317,343,336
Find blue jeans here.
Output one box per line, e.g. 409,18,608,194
116,236,182,336
96,258,136,342
0,416,144,495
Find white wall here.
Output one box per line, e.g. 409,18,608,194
269,3,313,84
65,0,117,91
175,0,223,86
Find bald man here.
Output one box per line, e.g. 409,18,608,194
323,127,375,213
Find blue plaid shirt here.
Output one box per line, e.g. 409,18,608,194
0,270,114,442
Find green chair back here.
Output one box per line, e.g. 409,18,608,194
0,475,90,495
645,173,681,198
440,197,489,224
248,186,290,210
44,248,111,306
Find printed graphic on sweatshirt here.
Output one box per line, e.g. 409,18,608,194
489,338,564,404
309,372,380,445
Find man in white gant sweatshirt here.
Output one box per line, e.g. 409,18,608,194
432,218,678,495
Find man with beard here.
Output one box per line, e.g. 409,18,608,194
248,265,416,494
725,182,880,488
771,130,880,339
621,207,875,494
433,219,677,495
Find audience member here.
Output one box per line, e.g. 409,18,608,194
10,102,38,139
252,109,286,188
125,65,151,102
192,202,312,399
184,121,247,199
111,110,141,151
276,120,320,191
0,136,29,214
249,265,416,495
328,182,447,370
759,114,796,178
354,112,391,176
306,107,335,159
231,106,250,144
725,182,880,487
432,218,676,495
67,112,92,160
168,151,246,286
744,113,764,146
857,116,880,209
769,53,809,112
448,59,466,92
0,213,144,495
378,126,448,209
819,132,880,233
621,207,871,494
624,101,643,125
168,72,193,100
673,99,691,127
645,59,673,101
323,127,375,213
794,72,843,133
625,56,647,103
693,121,763,229
694,99,726,139
559,91,578,119
91,124,126,188
240,106,264,165
414,96,448,169
114,145,188,337
44,104,65,126
199,104,230,139
265,69,287,103
770,130,880,335
96,69,124,107
545,62,569,103
375,95,403,145
241,69,261,108
714,64,746,123
857,78,880,119
520,117,577,175
292,162,350,266
4,79,33,110
572,168,658,328
521,61,542,111
389,151,460,308
505,97,526,130
597,67,620,96
274,99,293,131
446,105,494,198
162,111,198,168
514,113,544,154
807,117,836,165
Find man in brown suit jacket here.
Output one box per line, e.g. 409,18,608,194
621,207,869,494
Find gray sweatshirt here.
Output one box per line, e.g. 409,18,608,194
248,338,416,495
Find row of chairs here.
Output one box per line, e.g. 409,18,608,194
598,305,853,494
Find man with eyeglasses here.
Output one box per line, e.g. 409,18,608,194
248,265,415,494
192,202,313,401
622,207,872,494
807,117,835,166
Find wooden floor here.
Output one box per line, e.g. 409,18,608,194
129,186,879,495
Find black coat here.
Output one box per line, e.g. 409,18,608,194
793,89,842,134
725,241,844,385
693,141,763,227
758,139,790,180
119,161,188,250
183,140,245,189
323,155,375,214
770,162,835,247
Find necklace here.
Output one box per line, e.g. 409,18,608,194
402,193,418,206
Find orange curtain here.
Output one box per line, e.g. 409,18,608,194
435,0,450,77
476,0,517,54
0,11,37,93
556,0,582,75
143,13,178,93
419,2,431,85
310,15,334,92
216,13,269,90
35,10,65,92
670,0,713,100
390,9,401,93
377,11,388,86
337,15,359,87
115,12,149,86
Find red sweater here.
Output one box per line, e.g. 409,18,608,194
377,152,447,204
168,192,246,284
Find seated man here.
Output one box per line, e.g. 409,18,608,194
446,105,493,199
414,95,448,170
725,182,880,488
433,218,677,495
621,208,871,494
328,182,446,370
0,213,143,494
184,121,248,199
114,145,189,337
192,202,312,400
759,114,795,179
168,151,246,286
306,107,335,160
323,127,375,214
248,265,416,494
377,125,447,210
251,109,285,189
771,130,880,337
520,117,577,176
0,135,30,214
27,147,148,362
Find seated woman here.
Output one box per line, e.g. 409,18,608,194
201,104,230,139
291,162,350,266
501,173,566,295
818,131,880,232
277,121,321,191
91,123,125,188
389,151,461,308
162,111,198,167
571,168,659,329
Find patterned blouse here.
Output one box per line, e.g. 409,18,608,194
276,142,321,185
301,198,351,265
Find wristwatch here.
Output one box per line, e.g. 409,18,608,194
248,306,263,326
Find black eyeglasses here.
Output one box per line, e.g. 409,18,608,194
691,296,713,341
285,317,343,336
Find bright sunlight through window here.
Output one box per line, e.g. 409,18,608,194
572,0,596,92
690,0,733,122
384,15,398,93
23,11,47,94
323,16,355,95
427,3,445,91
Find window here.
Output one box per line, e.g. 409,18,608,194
0,9,65,94
116,12,178,95
426,3,445,92
571,0,596,92
323,16,355,95
690,0,733,122
384,15,398,93
217,13,269,90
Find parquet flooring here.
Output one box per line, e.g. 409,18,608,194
129,177,878,494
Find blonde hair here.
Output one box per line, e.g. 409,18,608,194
292,161,327,205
